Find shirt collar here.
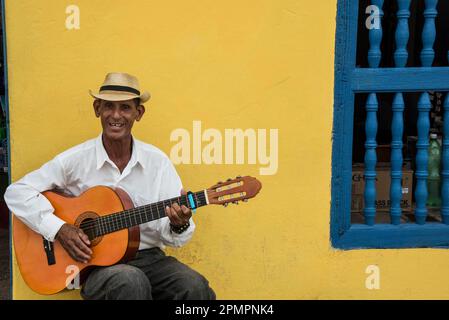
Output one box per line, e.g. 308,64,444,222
95,133,145,170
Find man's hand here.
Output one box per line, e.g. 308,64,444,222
55,223,92,264
165,189,192,227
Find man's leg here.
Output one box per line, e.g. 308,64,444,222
128,248,216,300
81,264,152,300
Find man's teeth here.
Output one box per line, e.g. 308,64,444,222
110,123,124,127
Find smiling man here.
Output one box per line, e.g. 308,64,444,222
4,72,216,300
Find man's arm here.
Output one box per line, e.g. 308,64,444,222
157,160,196,247
4,156,68,241
4,155,93,262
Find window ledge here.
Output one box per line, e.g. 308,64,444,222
333,223,449,249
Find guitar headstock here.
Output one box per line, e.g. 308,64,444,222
206,176,262,206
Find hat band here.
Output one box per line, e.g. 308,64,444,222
100,85,140,96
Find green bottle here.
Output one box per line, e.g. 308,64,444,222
427,133,441,207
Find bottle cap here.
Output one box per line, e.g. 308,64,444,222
430,133,438,139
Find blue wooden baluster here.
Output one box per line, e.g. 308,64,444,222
368,0,384,68
415,0,437,224
441,94,449,224
390,1,410,225
421,0,438,67
415,93,431,224
390,94,405,225
364,93,378,226
364,0,383,225
394,0,411,67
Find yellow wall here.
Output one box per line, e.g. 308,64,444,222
7,0,449,300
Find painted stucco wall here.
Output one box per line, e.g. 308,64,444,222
6,0,449,300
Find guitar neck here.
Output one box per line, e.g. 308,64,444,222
84,190,209,238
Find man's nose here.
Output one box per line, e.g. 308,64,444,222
111,108,122,119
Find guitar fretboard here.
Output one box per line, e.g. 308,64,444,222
80,190,208,239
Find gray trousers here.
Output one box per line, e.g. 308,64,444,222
80,247,216,300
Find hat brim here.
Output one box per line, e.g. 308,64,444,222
89,90,151,104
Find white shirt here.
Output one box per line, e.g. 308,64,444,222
4,134,195,250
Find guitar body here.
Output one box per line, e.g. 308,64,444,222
13,186,140,295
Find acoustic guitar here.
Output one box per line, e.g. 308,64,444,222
13,175,262,295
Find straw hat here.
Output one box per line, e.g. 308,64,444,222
89,72,151,103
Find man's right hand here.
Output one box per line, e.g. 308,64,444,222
55,223,92,264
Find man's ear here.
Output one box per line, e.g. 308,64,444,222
93,99,101,117
136,105,146,121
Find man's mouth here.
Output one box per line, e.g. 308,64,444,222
109,122,125,128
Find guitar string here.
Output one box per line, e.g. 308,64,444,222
79,192,209,235
81,195,207,237
81,198,209,238
78,192,198,229
80,195,192,231
81,202,182,237
78,192,206,231
81,204,187,237
80,196,185,226
78,187,214,232
90,191,209,235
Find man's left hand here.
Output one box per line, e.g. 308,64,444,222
165,189,192,226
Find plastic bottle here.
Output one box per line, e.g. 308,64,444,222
427,133,441,207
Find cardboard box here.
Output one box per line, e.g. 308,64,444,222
351,164,413,212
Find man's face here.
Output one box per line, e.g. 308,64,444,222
93,99,145,141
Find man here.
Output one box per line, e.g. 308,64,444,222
4,72,216,300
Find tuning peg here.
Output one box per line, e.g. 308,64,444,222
236,175,242,178
227,178,232,182
233,201,239,205
217,181,222,185
223,203,228,207
243,199,248,202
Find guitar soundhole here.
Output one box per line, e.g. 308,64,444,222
76,212,103,247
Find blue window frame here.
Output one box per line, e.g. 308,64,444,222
331,0,449,249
